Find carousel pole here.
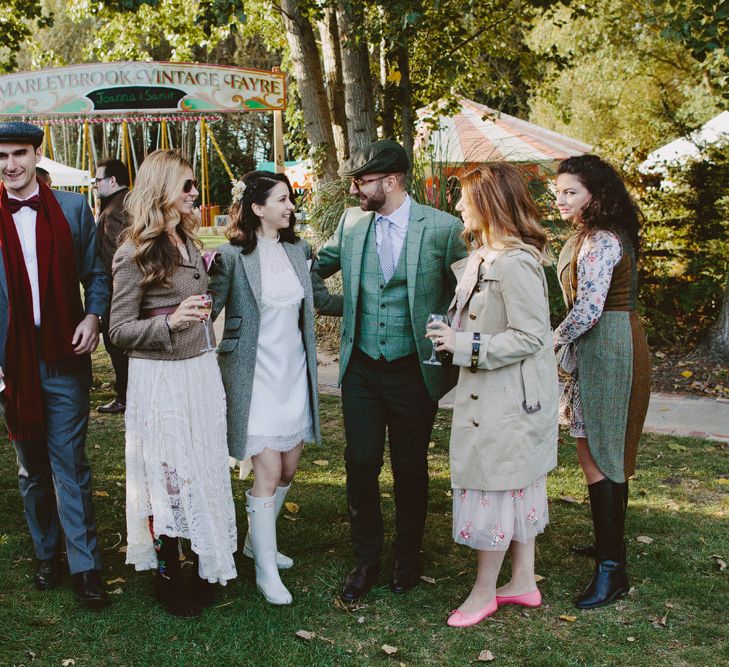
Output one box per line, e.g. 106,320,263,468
199,118,209,226
122,120,133,186
161,119,168,150
207,126,235,181
272,67,285,174
43,122,54,160
85,120,95,175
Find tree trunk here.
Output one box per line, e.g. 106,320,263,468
337,1,377,153
317,7,349,162
278,0,339,182
706,272,729,361
397,35,414,168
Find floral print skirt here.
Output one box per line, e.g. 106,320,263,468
452,476,549,551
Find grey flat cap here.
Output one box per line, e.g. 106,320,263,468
340,139,410,178
0,121,44,148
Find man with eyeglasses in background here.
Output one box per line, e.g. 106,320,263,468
94,158,131,415
314,139,467,601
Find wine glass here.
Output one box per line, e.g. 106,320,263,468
199,292,215,353
423,313,448,366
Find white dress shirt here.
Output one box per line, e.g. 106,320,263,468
8,186,41,326
375,194,411,269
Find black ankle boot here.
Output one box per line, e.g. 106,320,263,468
191,556,216,611
154,535,199,618
575,479,629,609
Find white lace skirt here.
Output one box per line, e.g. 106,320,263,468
452,476,549,551
125,353,237,584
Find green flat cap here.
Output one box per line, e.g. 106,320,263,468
340,139,410,178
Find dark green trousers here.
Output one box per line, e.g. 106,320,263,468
341,348,438,567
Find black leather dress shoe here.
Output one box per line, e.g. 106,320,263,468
390,561,421,594
35,556,63,590
341,564,380,602
73,570,110,609
97,400,126,415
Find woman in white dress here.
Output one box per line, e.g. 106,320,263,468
110,150,237,617
209,171,322,605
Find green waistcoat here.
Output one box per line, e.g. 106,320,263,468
355,224,416,361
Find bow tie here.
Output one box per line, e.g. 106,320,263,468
7,194,40,214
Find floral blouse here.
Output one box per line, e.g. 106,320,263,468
554,230,623,347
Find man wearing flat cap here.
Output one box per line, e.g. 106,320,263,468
315,139,467,601
0,121,110,608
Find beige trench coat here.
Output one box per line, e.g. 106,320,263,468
448,248,559,491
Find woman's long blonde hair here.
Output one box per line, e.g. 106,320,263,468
459,164,553,265
125,150,201,287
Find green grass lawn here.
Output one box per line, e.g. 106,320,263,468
0,351,727,666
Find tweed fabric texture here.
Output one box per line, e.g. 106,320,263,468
356,225,416,361
109,239,211,360
557,233,650,482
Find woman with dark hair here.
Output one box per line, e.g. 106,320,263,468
110,149,237,617
209,170,324,605
553,154,650,609
427,163,558,627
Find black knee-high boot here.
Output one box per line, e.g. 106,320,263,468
571,480,629,558
190,554,216,610
574,479,629,609
154,535,199,618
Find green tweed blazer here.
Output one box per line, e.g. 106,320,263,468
315,199,468,401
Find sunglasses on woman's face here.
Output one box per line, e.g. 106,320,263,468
183,179,199,194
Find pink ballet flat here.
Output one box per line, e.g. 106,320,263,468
495,588,541,608
446,598,498,628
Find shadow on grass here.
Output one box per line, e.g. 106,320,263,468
0,364,727,666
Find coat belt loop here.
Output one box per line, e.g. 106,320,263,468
521,356,541,413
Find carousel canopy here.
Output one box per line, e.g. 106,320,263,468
38,156,92,187
416,96,591,165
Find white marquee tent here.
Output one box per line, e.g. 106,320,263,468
38,156,93,188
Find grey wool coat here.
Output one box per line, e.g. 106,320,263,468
209,238,321,460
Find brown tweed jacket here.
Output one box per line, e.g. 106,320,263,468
109,239,211,360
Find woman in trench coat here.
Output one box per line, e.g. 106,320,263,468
427,163,558,628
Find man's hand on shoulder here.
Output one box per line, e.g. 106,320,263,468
72,314,101,355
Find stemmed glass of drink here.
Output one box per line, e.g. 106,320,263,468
424,313,448,366
199,292,215,353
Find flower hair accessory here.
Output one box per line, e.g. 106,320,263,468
231,179,247,204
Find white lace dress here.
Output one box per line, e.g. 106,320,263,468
125,247,237,585
240,235,314,458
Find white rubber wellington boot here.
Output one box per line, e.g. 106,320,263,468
243,483,293,569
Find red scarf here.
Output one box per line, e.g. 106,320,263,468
0,180,84,440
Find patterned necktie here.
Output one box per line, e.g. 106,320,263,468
7,195,41,214
378,216,396,283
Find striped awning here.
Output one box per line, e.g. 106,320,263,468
416,97,591,164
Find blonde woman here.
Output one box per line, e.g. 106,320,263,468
427,164,558,627
109,150,237,617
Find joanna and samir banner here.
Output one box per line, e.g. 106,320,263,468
0,62,286,115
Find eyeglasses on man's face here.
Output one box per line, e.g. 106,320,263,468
350,175,389,189
93,175,111,188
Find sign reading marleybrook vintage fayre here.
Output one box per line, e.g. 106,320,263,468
0,62,286,116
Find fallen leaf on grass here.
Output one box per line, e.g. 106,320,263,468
313,460,329,467
381,493,392,498
428,441,435,449
667,443,688,453
717,478,729,486
109,587,123,595
420,575,437,584
652,611,669,629
680,370,693,378
106,577,126,585
534,574,545,582
61,660,76,666
295,630,316,641
26,651,36,662
559,614,577,622
283,515,298,522
636,536,654,545
558,495,579,504
381,645,398,656
477,649,495,661
284,502,299,514
710,554,726,571
93,490,109,498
